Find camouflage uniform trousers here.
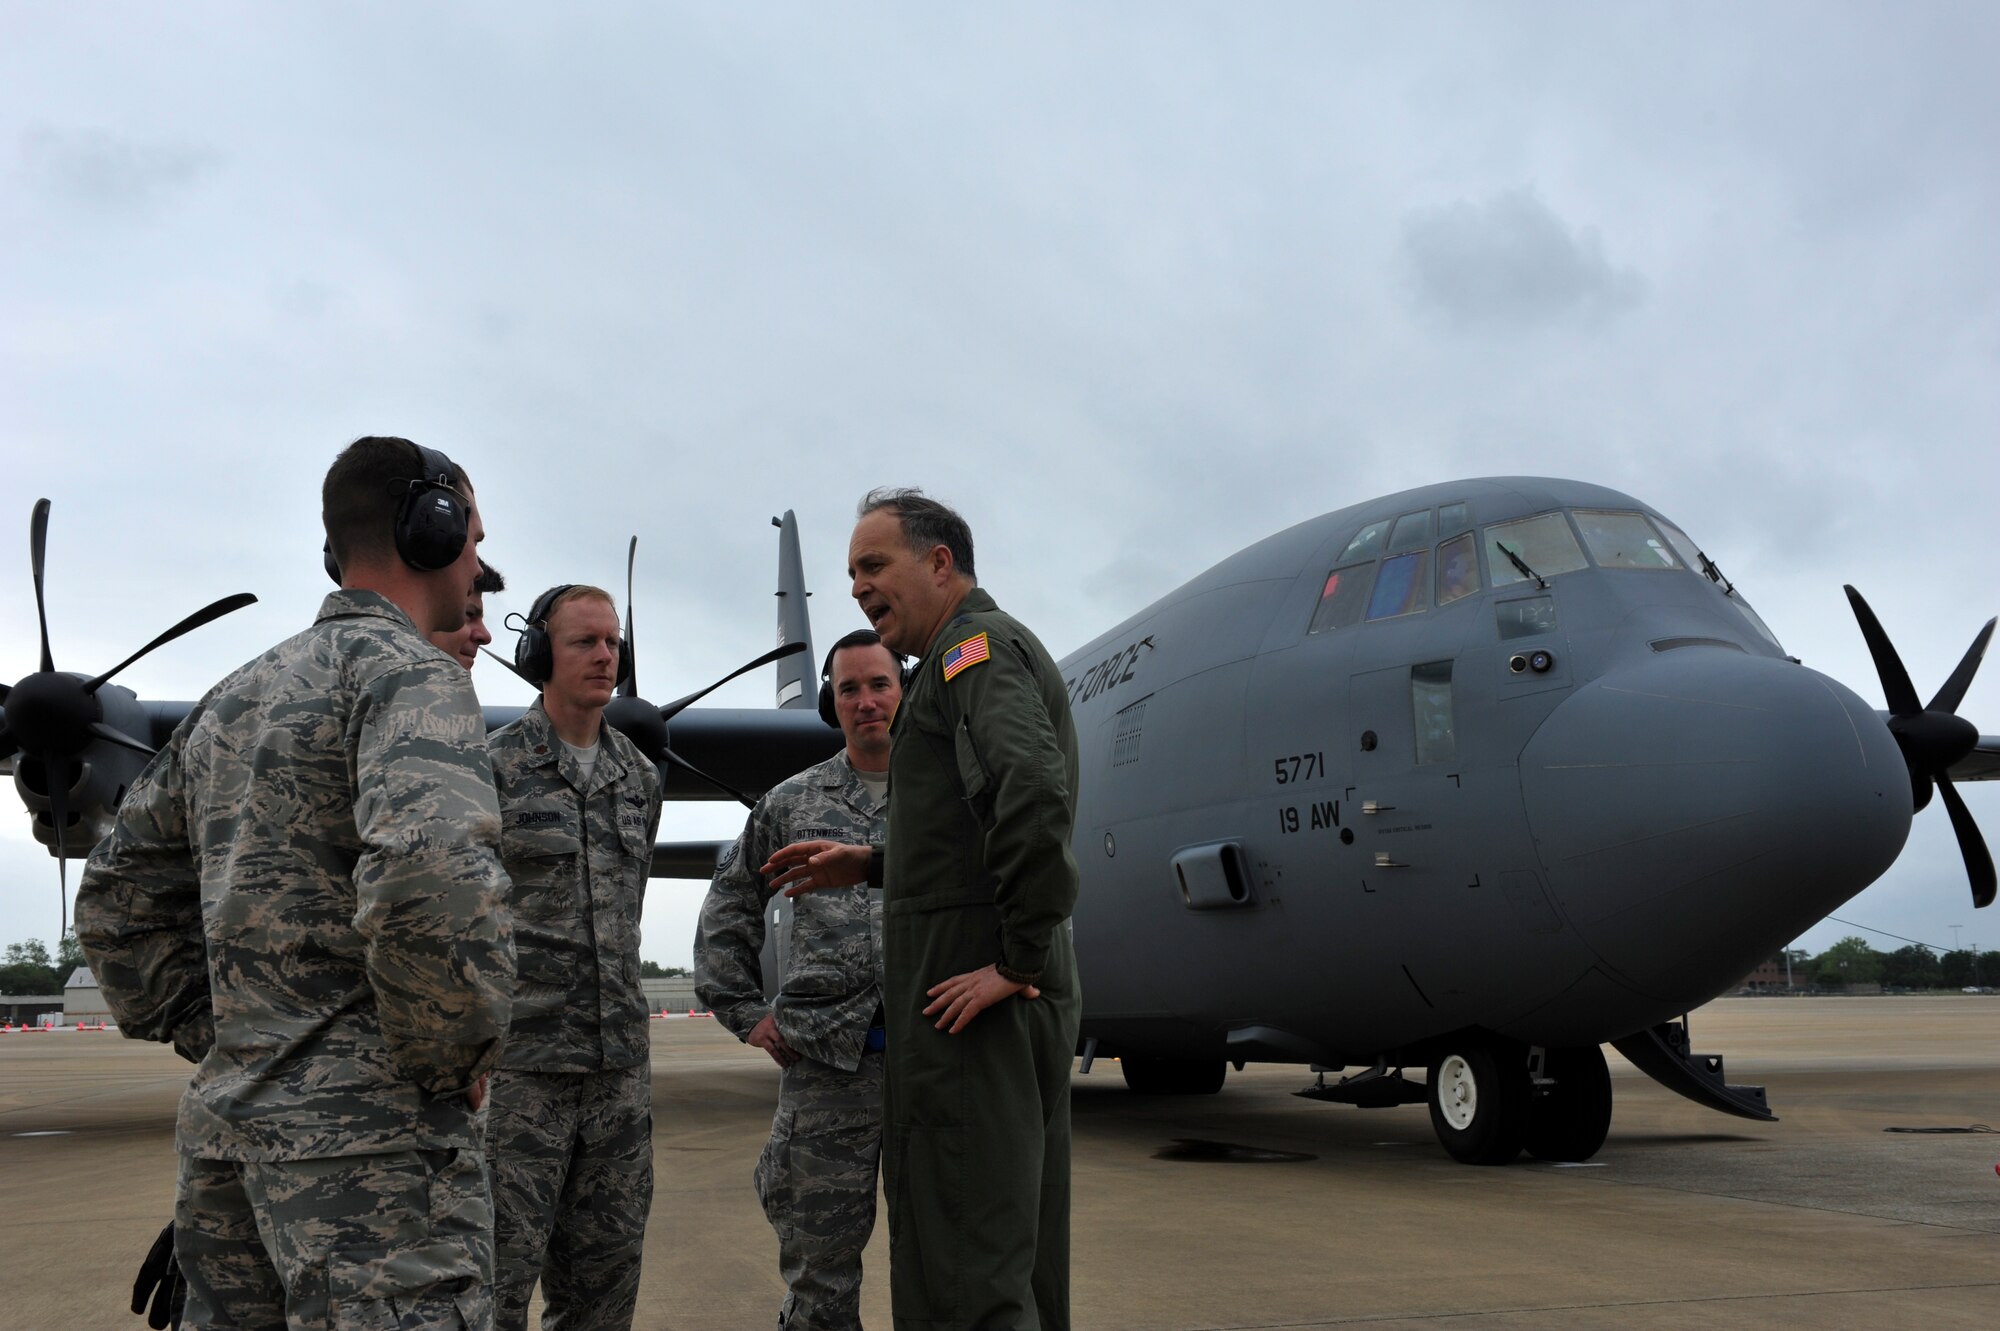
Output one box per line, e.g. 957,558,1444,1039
487,1062,653,1331
175,1146,494,1330
755,1047,885,1331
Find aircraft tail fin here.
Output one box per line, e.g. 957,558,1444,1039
773,511,814,709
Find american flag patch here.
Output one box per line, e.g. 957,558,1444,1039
941,632,991,681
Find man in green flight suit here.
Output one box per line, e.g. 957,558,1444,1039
766,488,1081,1331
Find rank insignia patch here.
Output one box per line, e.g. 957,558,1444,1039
941,632,990,681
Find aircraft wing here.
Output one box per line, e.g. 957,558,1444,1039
652,840,731,880
1951,735,2000,782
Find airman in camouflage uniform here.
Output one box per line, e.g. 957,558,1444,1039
487,584,663,1331
695,629,901,1331
76,437,512,1331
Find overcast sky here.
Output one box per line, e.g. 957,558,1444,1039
3,4,1996,977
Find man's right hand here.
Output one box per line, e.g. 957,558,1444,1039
747,1013,798,1067
762,840,872,897
132,1220,186,1330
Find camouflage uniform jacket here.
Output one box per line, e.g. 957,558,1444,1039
695,751,886,1072
75,590,515,1162
489,699,662,1073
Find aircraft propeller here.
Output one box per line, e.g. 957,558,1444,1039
0,499,257,937
1844,586,1996,908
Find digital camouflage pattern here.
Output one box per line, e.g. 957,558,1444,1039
696,750,888,1331
487,699,663,1331
76,589,515,1162
756,1049,884,1331
695,751,886,1071
488,699,662,1074
486,1064,653,1331
878,586,1081,1331
176,1146,493,1330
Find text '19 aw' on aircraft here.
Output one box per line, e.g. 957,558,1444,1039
4,478,1993,1165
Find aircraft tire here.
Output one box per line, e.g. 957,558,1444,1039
1426,1038,1531,1165
1121,1056,1227,1095
1524,1044,1613,1163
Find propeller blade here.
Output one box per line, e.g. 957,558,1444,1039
1937,777,1997,909
48,755,71,939
84,593,258,694
660,641,809,721
620,535,639,699
1843,586,1922,717
1928,617,1995,716
661,743,756,808
87,721,156,758
31,498,55,673
479,646,538,686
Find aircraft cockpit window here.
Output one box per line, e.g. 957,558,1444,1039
1439,501,1471,536
1485,513,1588,588
1574,510,1681,570
1436,532,1479,605
1655,520,1707,576
1411,661,1455,765
1338,520,1391,563
1308,561,1375,635
1386,509,1434,554
1366,550,1431,620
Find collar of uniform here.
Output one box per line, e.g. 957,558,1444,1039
816,750,886,814
517,697,630,787
315,588,422,633
921,586,997,661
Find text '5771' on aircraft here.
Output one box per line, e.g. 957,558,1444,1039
4,478,1994,1166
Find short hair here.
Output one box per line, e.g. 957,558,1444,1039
474,559,506,596
822,627,897,683
536,584,616,633
858,487,975,581
321,436,474,571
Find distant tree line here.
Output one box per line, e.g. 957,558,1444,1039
0,936,85,995
1788,936,1987,989
2,938,702,991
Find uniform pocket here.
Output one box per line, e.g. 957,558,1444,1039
326,1240,481,1331
499,805,581,922
952,717,990,802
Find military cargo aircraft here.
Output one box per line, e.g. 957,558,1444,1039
5,478,1994,1165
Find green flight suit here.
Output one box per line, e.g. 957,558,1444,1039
875,587,1081,1331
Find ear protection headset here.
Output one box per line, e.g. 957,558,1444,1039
818,629,910,728
321,442,469,582
393,443,471,572
513,584,633,690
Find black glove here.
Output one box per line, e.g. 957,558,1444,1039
131,1221,186,1331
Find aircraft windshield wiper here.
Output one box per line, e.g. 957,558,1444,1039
1495,541,1548,589
1698,551,1737,596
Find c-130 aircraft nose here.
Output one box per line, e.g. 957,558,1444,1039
1517,650,1911,1006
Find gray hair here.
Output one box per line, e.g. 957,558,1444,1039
857,487,976,581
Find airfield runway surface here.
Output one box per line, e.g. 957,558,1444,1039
3,997,1996,1330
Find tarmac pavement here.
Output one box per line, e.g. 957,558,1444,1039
2,997,1995,1329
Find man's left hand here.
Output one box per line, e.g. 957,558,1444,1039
923,964,1041,1034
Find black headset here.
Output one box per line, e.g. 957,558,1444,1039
394,443,471,572
818,629,909,728
513,584,633,690
322,441,469,582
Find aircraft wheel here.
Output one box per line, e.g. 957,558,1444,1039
1524,1044,1612,1163
1426,1038,1530,1165
1121,1056,1227,1095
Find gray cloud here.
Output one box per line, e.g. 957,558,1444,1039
18,124,216,215
1401,188,1645,327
